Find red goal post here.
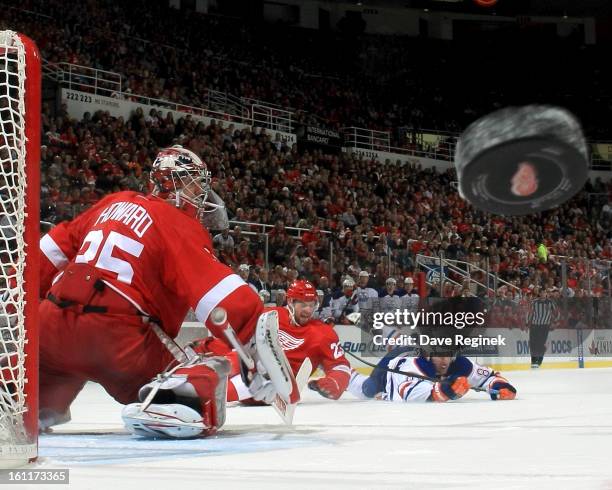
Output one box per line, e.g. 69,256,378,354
0,30,41,467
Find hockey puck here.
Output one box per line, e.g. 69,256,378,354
455,105,588,216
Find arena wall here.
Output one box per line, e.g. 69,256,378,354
176,322,612,373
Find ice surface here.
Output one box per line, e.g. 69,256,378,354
32,368,612,490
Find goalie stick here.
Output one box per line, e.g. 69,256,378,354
271,357,311,425
210,307,305,424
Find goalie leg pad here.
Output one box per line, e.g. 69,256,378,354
126,356,231,438
174,356,231,431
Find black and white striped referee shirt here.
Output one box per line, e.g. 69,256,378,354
529,299,557,326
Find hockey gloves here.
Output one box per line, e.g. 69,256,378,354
248,369,281,404
308,370,350,400
488,375,517,401
430,376,470,402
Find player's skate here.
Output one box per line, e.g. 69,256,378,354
122,356,230,439
122,403,207,438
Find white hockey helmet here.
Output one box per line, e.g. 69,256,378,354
150,146,228,230
342,277,355,289
151,146,211,215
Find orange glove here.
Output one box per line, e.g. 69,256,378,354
488,375,517,400
430,376,470,402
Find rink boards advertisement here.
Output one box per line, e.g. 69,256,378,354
177,322,612,371
331,325,612,371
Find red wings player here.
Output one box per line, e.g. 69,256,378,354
38,146,295,437
203,279,352,402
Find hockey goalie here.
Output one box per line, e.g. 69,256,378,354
37,146,298,437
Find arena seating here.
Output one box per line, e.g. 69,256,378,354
39,102,612,301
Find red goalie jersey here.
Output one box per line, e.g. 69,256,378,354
38,147,265,428
40,190,261,343
202,281,352,401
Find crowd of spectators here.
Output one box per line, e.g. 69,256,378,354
39,102,612,310
5,0,612,140
2,0,610,329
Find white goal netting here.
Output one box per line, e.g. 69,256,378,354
0,30,38,467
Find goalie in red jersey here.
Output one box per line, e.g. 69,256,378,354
201,279,352,402
37,146,297,438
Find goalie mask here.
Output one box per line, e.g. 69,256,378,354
151,146,227,228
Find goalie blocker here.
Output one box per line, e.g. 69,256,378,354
122,309,299,438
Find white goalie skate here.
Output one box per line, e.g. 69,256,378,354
122,355,230,439
122,403,207,439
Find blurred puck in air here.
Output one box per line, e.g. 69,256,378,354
455,105,588,216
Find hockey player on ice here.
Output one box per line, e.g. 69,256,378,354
201,279,352,402
348,298,517,403
348,347,517,402
38,145,297,436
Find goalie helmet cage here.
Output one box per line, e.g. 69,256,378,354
0,30,41,468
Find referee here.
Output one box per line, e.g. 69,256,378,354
528,288,558,368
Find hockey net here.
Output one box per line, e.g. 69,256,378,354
0,30,40,467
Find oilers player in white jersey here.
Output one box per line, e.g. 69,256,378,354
355,271,379,309
331,277,359,324
348,347,517,402
348,299,517,402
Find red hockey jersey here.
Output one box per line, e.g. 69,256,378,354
202,305,351,379
269,306,351,378
40,191,261,342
